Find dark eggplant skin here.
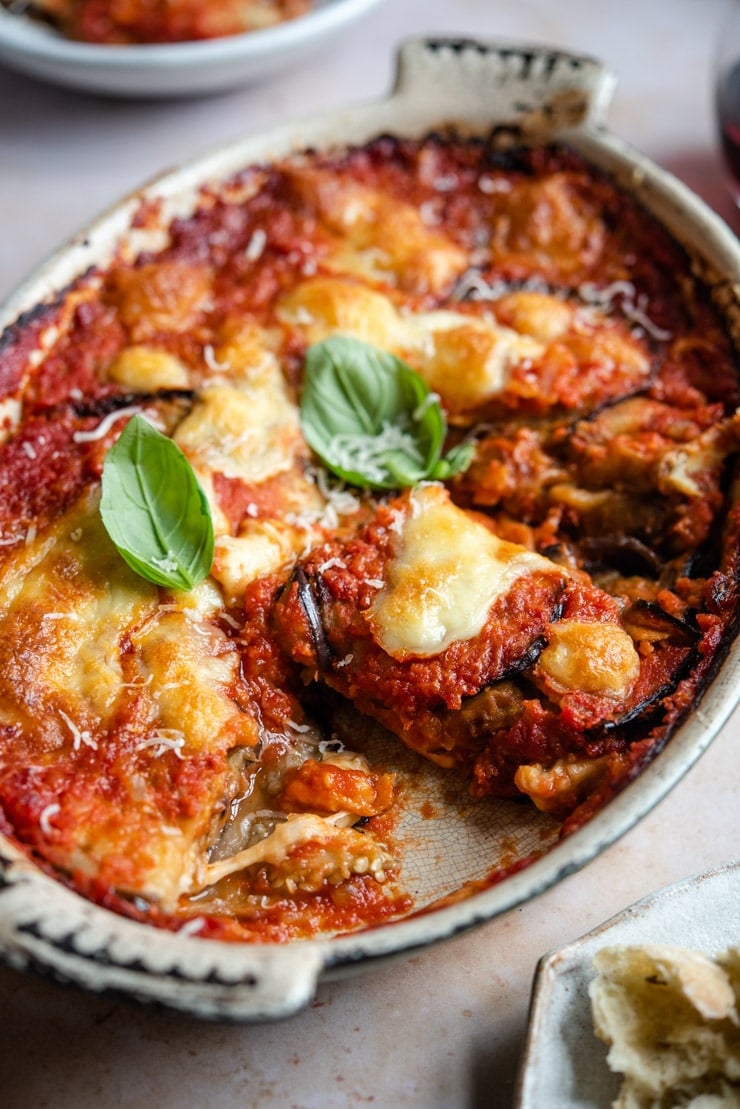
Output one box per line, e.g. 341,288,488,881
621,599,700,642
595,600,700,734
291,565,332,673
71,387,196,418
579,535,664,577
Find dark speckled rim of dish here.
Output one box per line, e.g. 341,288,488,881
0,37,738,1021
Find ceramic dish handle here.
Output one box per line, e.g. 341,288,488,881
0,845,327,1020
392,37,618,133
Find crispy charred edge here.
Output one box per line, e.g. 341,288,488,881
0,298,65,398
0,388,196,458
595,601,701,734
579,536,665,577
70,387,197,419
629,575,739,752
501,631,551,676
562,585,739,839
0,268,113,402
0,269,92,354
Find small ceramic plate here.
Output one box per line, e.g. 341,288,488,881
515,862,740,1108
0,0,385,98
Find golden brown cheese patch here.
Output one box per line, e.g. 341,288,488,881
277,276,650,418
108,260,213,341
284,166,468,294
0,494,258,906
369,484,560,658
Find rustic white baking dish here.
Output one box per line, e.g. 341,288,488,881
0,37,738,1022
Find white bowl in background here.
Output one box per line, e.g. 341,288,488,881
0,0,386,98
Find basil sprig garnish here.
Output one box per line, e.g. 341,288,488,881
100,414,214,591
299,336,473,490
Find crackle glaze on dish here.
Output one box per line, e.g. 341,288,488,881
0,38,738,1021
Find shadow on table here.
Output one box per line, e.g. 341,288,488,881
469,1023,526,1109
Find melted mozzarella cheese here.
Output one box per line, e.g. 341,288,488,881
402,309,545,413
369,485,558,658
132,609,258,754
285,167,467,293
536,620,640,697
174,373,300,488
276,276,545,413
0,491,158,725
212,522,304,605
0,492,258,905
108,345,190,390
276,275,401,350
198,812,389,892
171,321,334,599
173,319,300,498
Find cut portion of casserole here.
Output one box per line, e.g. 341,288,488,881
268,483,697,814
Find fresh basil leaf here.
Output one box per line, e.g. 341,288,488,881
299,336,472,490
429,439,476,480
100,414,214,591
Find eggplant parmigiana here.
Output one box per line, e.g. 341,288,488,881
0,137,738,941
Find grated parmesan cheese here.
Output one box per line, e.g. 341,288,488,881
178,916,206,937
578,281,672,341
478,174,512,194
432,174,458,192
39,803,61,835
58,708,97,751
286,719,312,734
136,729,186,759
72,405,143,443
419,199,441,226
317,556,346,573
312,466,362,516
328,422,421,486
202,343,230,373
245,228,267,261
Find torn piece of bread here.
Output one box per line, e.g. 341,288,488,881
588,944,740,1108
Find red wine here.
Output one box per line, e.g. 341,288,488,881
717,58,740,199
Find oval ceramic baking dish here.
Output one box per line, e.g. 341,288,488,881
0,37,738,1021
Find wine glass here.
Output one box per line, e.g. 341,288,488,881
715,0,740,206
